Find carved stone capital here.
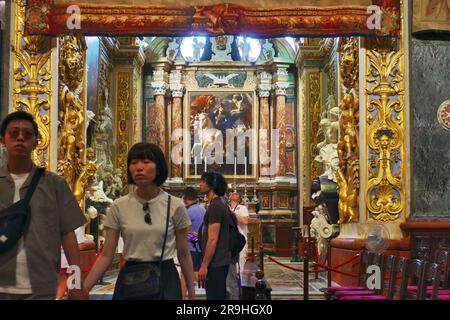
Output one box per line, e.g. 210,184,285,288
272,82,289,96
152,69,167,82
257,71,272,84
258,84,272,98
169,70,182,84
170,83,184,98
151,81,169,96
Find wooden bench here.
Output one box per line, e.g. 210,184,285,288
240,260,272,300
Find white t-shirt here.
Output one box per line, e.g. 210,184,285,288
232,204,249,238
0,172,32,294
104,190,191,262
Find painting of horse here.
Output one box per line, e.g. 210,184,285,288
189,91,254,177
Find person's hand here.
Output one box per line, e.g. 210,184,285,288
67,288,89,300
198,264,208,284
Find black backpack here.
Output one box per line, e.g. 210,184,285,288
228,208,246,258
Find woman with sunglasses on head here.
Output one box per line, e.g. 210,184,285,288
83,142,195,300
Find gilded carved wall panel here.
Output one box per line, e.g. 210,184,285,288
365,36,405,222
13,0,53,168
301,72,308,205
116,72,132,187
325,55,338,106
309,72,322,183
133,67,140,145
336,37,360,224
57,35,88,207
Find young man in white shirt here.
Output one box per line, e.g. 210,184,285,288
0,111,87,300
226,191,249,299
229,192,249,275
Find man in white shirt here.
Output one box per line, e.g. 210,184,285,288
225,191,249,299
228,192,249,277
0,111,87,300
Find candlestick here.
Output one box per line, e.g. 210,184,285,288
194,156,197,176
244,156,247,178
204,156,207,172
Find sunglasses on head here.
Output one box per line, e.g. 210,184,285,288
143,202,152,225
7,128,35,140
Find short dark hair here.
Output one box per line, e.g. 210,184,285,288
0,111,39,138
127,142,168,186
201,171,228,197
183,187,199,201
230,191,242,202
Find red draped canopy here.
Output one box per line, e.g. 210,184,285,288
25,0,400,37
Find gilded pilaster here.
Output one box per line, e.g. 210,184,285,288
116,71,132,187
364,2,406,223
12,0,54,168
308,72,322,183
113,38,144,186
300,71,308,206
133,68,140,145
57,35,87,208
336,37,360,224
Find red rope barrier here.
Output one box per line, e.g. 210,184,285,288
267,254,360,278
255,242,359,278
267,256,327,273
315,254,360,271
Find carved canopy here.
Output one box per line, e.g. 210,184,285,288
25,0,401,36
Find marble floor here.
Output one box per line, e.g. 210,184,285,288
89,256,329,300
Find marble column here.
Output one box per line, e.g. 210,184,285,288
169,70,184,181
151,69,169,155
272,80,289,180
257,71,272,180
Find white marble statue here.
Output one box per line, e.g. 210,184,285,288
84,206,98,227
192,38,204,62
310,204,339,262
89,180,113,204
166,38,180,61
87,206,98,220
105,168,123,199
94,87,113,169
262,39,275,60
315,118,332,153
238,37,251,62
314,95,340,182
315,121,339,182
